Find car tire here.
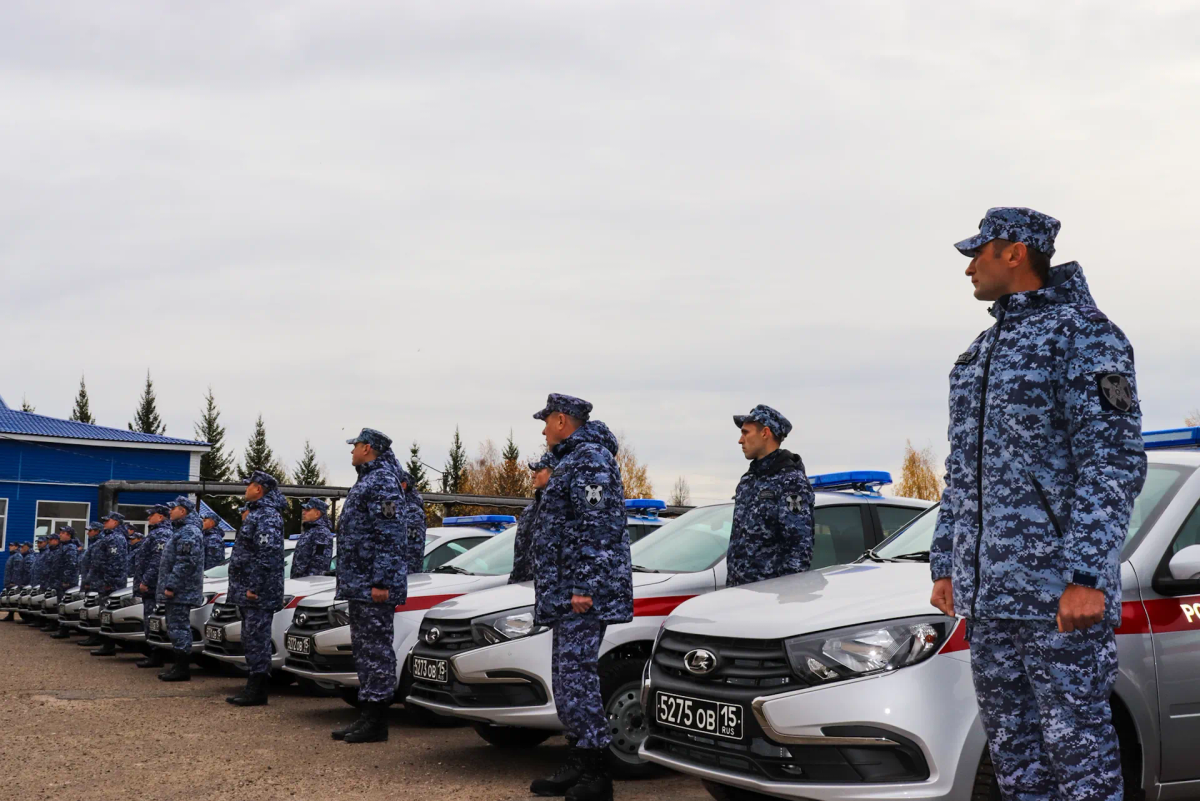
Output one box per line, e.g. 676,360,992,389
600,657,659,780
701,780,777,801
472,723,553,748
972,749,1002,801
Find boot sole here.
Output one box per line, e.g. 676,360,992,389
342,735,389,743
225,699,268,706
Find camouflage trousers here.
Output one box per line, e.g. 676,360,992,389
141,598,156,638
165,602,192,653
552,613,609,749
349,601,396,703
240,606,274,675
970,618,1121,801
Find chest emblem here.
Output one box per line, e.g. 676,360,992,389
585,485,604,507
785,495,804,513
1097,373,1135,413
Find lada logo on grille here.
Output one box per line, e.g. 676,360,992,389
424,626,442,645
295,613,308,627
684,648,718,676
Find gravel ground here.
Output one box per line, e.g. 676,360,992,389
0,619,711,801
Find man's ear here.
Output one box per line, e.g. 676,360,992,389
1006,241,1027,268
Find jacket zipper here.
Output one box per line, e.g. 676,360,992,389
1027,473,1064,537
971,305,1006,619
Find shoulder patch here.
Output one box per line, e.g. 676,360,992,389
1096,373,1136,414
584,485,604,507
784,494,805,513
382,500,396,519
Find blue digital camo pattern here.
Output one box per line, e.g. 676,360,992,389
29,545,48,586
3,551,17,587
141,598,156,638
346,428,392,453
43,540,60,590
349,601,397,702
203,527,225,570
228,487,287,611
552,613,609,749
165,601,192,652
970,619,1122,801
509,489,544,584
930,262,1147,624
376,450,427,576
78,539,96,590
336,455,407,604
125,539,140,580
732,404,794,441
158,511,205,607
533,393,593,422
14,549,31,586
954,207,1061,258
290,517,333,579
95,527,129,595
727,449,814,587
135,521,172,597
240,605,274,674
533,420,632,626
55,540,80,593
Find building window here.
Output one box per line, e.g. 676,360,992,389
35,500,89,543
0,498,8,548
119,505,152,537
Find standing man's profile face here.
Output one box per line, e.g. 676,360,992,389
738,422,776,461
532,468,552,491
302,508,321,523
170,506,187,521
350,443,375,467
245,482,264,502
966,240,1028,301
202,518,215,530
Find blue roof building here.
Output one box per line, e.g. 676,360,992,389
0,393,211,577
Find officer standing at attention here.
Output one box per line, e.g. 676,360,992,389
930,208,1147,801
291,498,334,579
15,541,33,587
226,471,287,706
375,447,427,576
201,513,226,569
157,496,206,682
529,395,630,801
48,526,80,638
727,405,814,587
90,513,130,655
133,503,173,669
75,525,103,645
510,453,556,584
37,533,62,630
331,428,407,744
4,541,21,620
126,527,143,580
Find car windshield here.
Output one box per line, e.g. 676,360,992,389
202,551,295,579
443,527,516,576
629,505,733,573
875,463,1195,559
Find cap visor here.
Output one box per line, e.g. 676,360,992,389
532,409,551,421
954,233,989,256
733,415,749,428
345,437,360,445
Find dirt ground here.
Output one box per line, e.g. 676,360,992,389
0,619,712,801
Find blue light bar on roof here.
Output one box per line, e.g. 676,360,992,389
1143,427,1200,450
443,515,517,530
810,470,893,494
625,498,666,518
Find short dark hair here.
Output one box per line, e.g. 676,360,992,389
992,239,1051,285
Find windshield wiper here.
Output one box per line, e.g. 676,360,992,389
890,551,930,562
632,565,662,573
432,565,472,575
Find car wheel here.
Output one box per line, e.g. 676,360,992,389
472,723,553,748
701,780,777,801
601,657,659,780
972,749,1002,801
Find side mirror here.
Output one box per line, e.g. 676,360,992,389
1168,544,1200,581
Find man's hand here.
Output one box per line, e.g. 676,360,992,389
1057,584,1105,632
571,594,593,614
246,590,258,601
371,587,389,604
163,589,174,599
930,578,955,617
139,584,149,594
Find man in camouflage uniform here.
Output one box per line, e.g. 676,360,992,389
90,513,130,655
73,525,103,643
510,453,556,584
930,208,1147,801
2,541,20,620
15,541,33,587
727,405,814,587
227,471,287,706
529,394,631,801
48,526,81,638
36,534,62,630
157,496,206,682
201,513,226,569
133,503,173,669
125,527,143,581
375,447,427,575
291,498,334,579
331,428,407,744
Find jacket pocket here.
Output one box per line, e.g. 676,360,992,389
1027,472,1064,537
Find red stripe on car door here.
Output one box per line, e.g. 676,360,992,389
632,595,696,617
394,594,464,613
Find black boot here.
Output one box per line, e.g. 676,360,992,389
331,712,370,741
135,647,167,668
158,650,191,682
343,702,389,743
3,612,15,621
531,746,585,796
565,749,612,801
39,619,55,631
50,624,71,639
90,639,118,656
226,673,269,707
77,634,103,646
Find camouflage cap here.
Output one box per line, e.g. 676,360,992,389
733,404,793,441
20,541,31,548
146,502,171,517
87,521,102,531
346,428,392,453
301,497,329,513
201,512,221,523
56,525,75,537
166,495,196,513
528,452,558,472
245,470,279,492
532,393,593,422
954,207,1060,259
101,511,126,523
35,535,47,544
126,528,142,539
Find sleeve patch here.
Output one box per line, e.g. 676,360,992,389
584,485,604,507
1096,373,1136,414
954,350,977,365
382,501,396,519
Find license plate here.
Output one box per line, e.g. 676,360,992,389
58,605,66,616
655,691,743,740
411,656,449,684
148,617,162,632
286,635,312,655
101,612,113,626
205,625,225,643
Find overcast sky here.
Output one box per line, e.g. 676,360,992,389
3,1,1200,503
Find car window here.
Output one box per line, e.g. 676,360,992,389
1169,504,1200,556
444,528,517,576
423,537,488,572
877,505,924,539
811,506,867,568
630,505,733,573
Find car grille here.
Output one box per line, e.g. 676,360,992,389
209,603,241,623
416,618,477,654
407,675,548,709
104,596,124,611
289,607,332,633
653,631,797,689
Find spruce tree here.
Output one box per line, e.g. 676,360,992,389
194,387,234,482
406,441,431,492
20,396,35,412
496,430,531,498
441,427,468,494
237,415,287,483
128,371,166,434
68,376,95,424
293,441,326,486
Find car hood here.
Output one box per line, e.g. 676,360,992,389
110,586,135,599
291,571,503,610
284,576,337,597
428,570,680,620
665,562,937,639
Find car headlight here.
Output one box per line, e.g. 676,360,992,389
330,602,351,628
471,606,549,645
120,595,138,608
784,616,954,684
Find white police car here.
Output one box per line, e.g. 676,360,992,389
404,474,929,776
639,429,1200,801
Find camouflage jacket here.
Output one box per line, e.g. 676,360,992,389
509,490,543,584
55,541,80,593
79,538,99,589
29,549,48,586
95,531,128,594
336,456,408,604
125,541,139,581
3,553,18,587
204,529,225,570
135,522,173,597
533,420,632,625
727,449,815,587
931,262,1147,624
158,512,206,606
14,552,31,586
378,450,428,575
228,489,287,611
291,518,334,579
